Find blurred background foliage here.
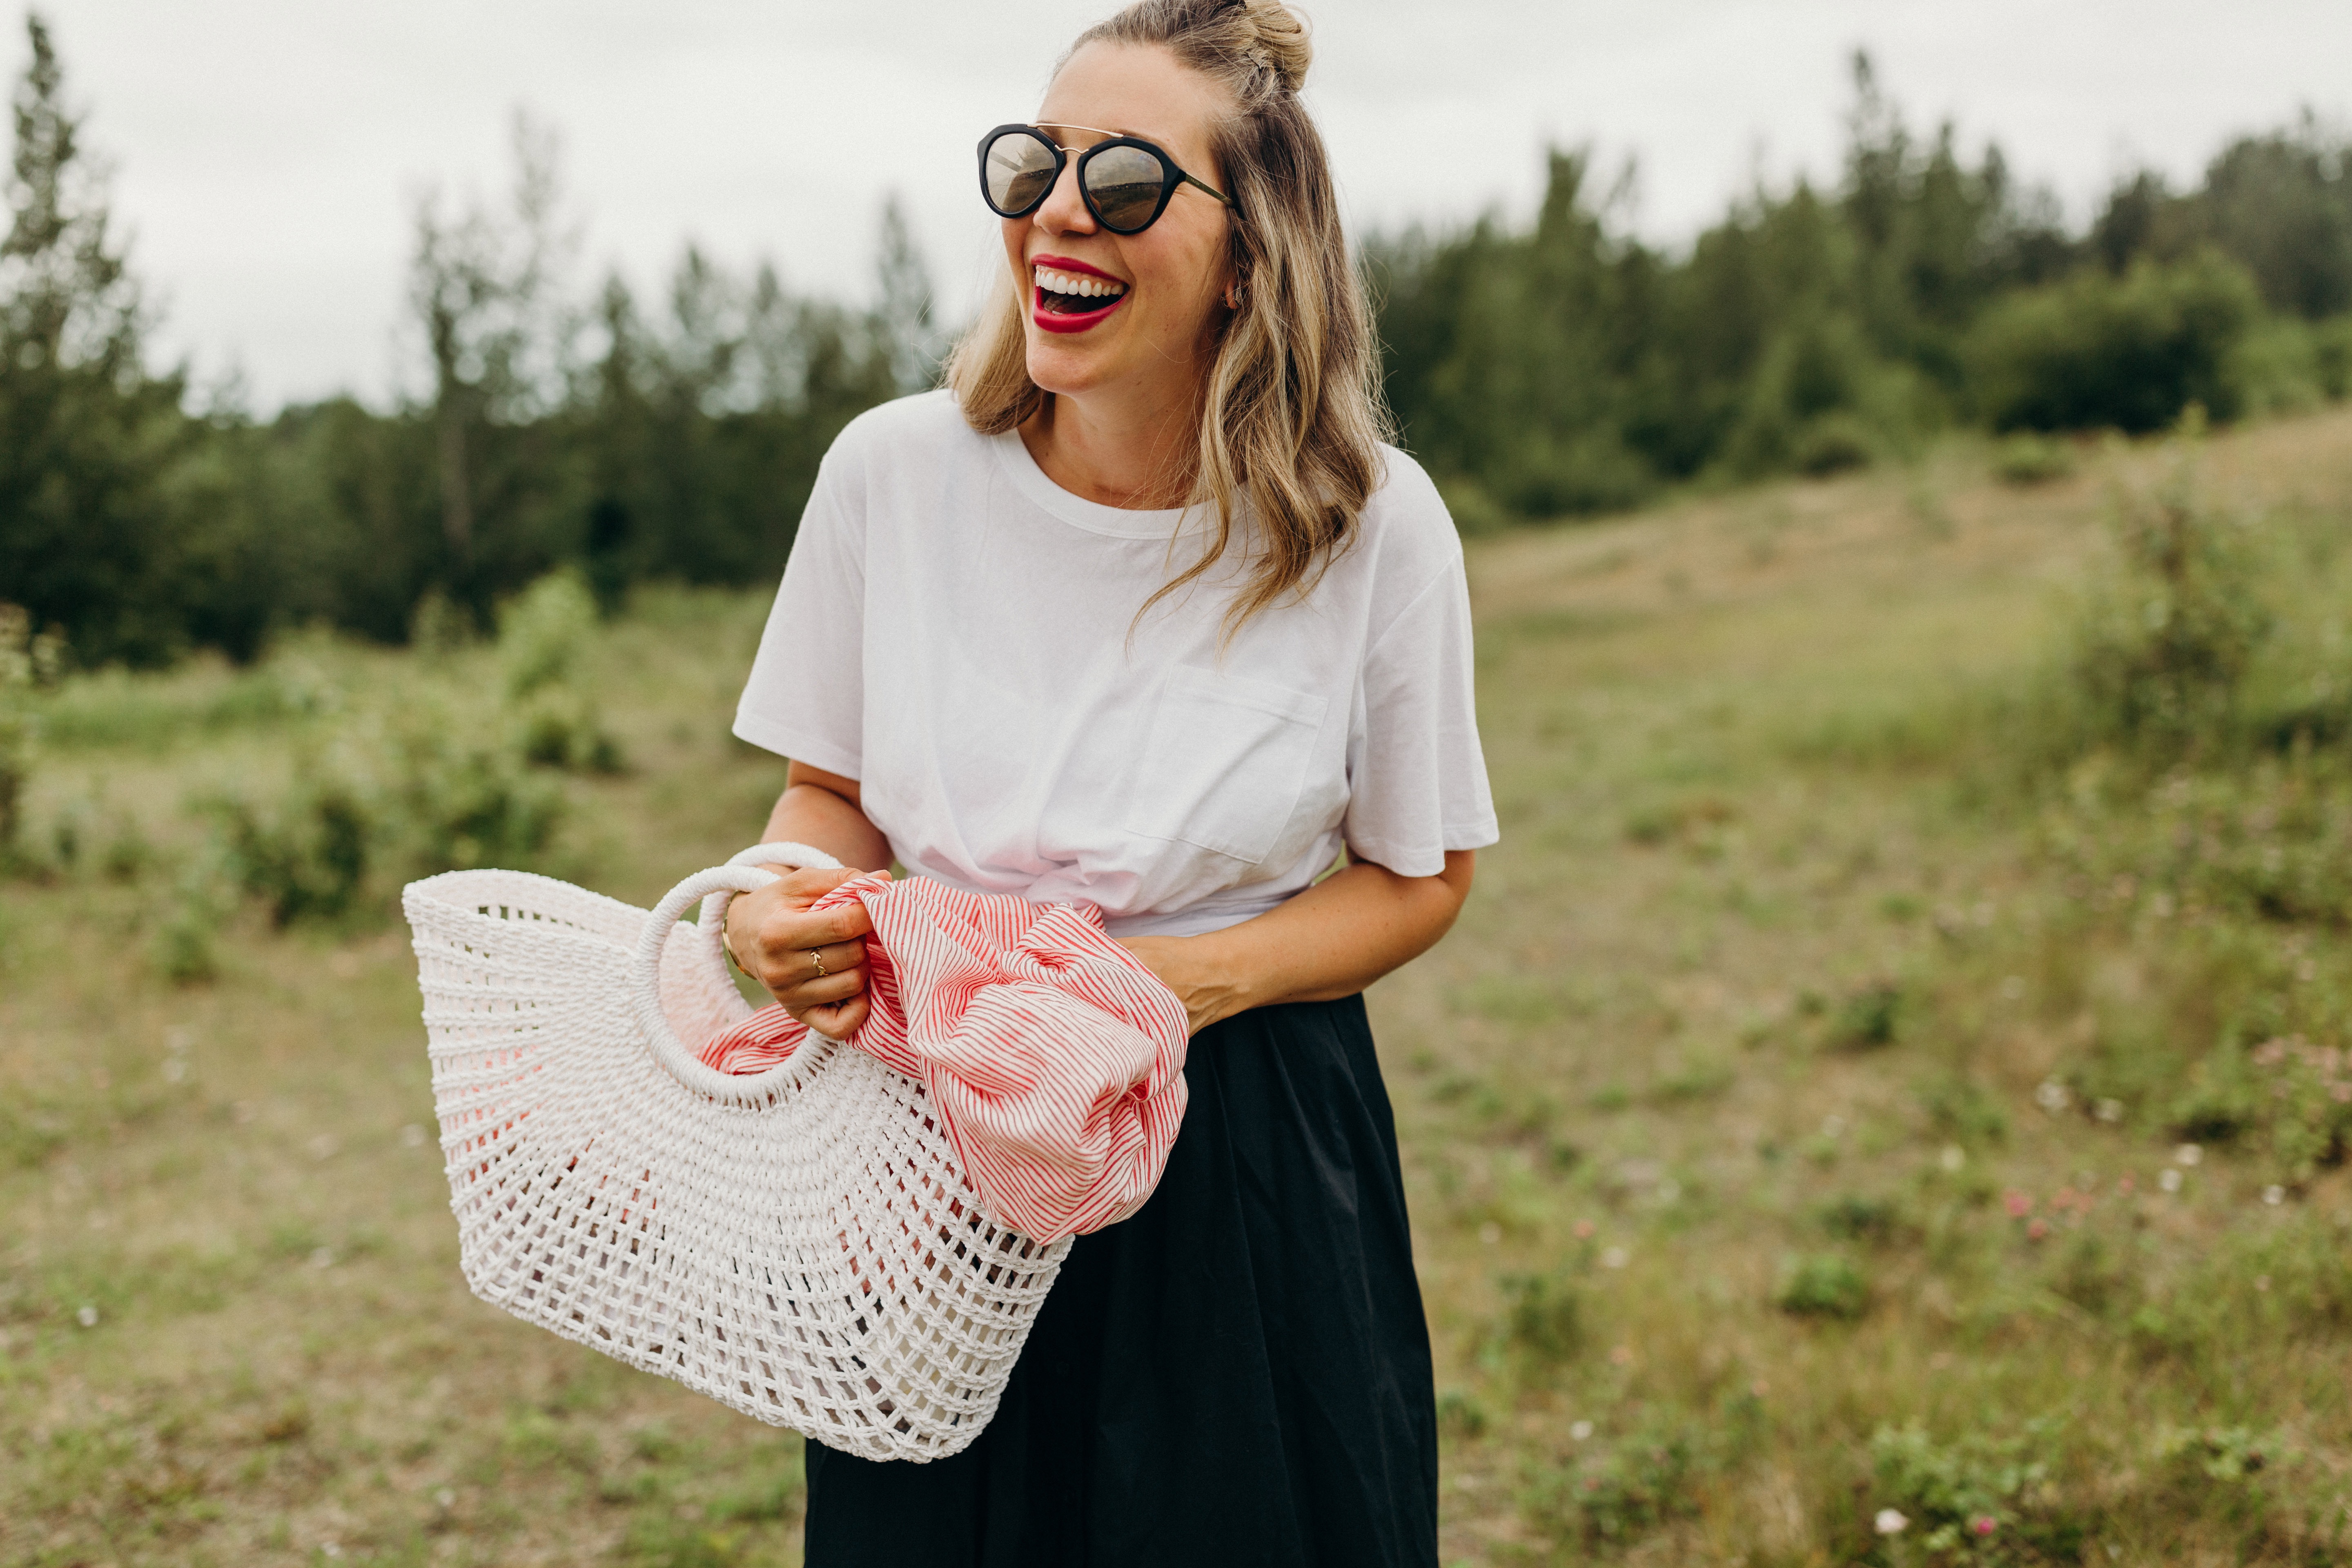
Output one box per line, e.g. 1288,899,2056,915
1375,56,2352,530
0,14,933,669
3,21,2350,667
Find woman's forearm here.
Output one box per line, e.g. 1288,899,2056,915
1121,851,1475,1034
760,762,893,872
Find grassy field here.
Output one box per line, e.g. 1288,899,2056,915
5,408,2352,1566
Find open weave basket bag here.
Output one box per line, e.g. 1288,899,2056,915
401,843,1071,1463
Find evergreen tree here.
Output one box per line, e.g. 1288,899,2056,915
0,11,189,664
407,111,579,615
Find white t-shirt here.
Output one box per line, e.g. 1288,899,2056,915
733,390,1497,938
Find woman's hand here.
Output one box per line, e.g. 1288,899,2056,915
1115,935,1246,1038
1117,851,1477,1037
724,866,890,1038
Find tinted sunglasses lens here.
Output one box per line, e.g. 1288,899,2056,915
1083,144,1167,231
984,131,1058,215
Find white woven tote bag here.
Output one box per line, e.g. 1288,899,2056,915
401,842,1071,1462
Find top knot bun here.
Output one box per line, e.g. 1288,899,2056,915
1067,0,1314,103
1236,0,1312,94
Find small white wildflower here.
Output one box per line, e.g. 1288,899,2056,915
1939,1145,1965,1172
2095,1098,2124,1123
161,1057,188,1083
1601,1246,1629,1270
2159,1169,2184,1194
1477,1222,1501,1246
2175,1144,2203,1167
75,1304,98,1329
309,1247,336,1270
1570,1420,1594,1441
1999,976,2026,1001
2263,1185,2285,1207
434,1488,457,1508
401,1123,428,1148
2035,1079,2072,1113
1875,1508,1909,1536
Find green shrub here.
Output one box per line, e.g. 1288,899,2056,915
1921,1076,2011,1146
2312,315,2352,401
2248,1035,2352,1182
2064,435,2273,758
1992,433,2076,486
1817,1193,1906,1245
1775,1253,1871,1319
1970,252,2262,434
1793,411,1878,477
387,723,567,875
0,604,67,863
152,851,236,984
1827,979,1904,1050
210,772,374,927
1496,1268,1584,1365
497,571,623,773
1520,1415,1705,1548
1869,1422,2085,1563
1436,477,1512,538
1721,314,1924,480
1435,1388,1490,1439
1490,429,1652,520
2152,1425,2295,1535
499,569,600,701
2049,1228,2140,1316
514,691,624,775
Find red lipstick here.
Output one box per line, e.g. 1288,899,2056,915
1030,253,1131,335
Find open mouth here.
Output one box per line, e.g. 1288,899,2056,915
1031,261,1129,333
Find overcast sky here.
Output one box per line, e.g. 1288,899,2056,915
15,1,2350,409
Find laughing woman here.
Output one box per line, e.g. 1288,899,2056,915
721,1,1495,1562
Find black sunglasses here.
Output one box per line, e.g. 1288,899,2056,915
978,123,1234,235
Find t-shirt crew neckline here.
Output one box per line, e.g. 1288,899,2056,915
990,426,1209,539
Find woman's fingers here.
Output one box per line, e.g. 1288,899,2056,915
772,962,869,1009
803,938,866,981
728,873,875,961
748,938,864,997
800,993,869,1040
719,863,895,1032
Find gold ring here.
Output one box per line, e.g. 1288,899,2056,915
808,949,829,979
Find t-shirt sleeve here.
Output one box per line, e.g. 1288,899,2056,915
1341,554,1500,877
732,469,866,778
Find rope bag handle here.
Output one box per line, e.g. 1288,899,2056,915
629,841,846,1106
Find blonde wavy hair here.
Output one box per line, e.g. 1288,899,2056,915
945,0,1391,628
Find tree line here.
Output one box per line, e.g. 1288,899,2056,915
1374,56,2352,528
0,14,938,666
4,17,2351,666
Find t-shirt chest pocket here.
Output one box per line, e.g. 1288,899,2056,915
1122,665,1329,866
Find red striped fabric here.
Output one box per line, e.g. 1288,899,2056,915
698,874,1190,1242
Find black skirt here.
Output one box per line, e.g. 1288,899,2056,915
801,994,1439,1568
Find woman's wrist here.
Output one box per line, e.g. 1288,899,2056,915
1120,929,1263,1036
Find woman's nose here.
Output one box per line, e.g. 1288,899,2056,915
1035,154,1096,237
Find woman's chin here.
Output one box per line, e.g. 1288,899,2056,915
1025,339,1123,399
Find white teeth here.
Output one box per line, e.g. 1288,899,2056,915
1033,265,1126,299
